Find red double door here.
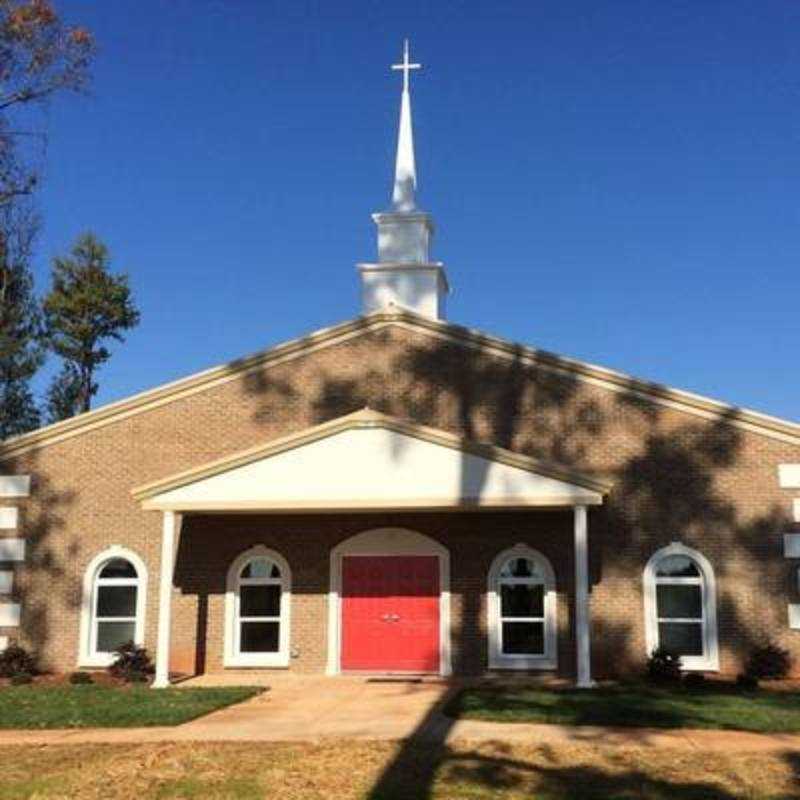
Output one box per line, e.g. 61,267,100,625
341,555,440,673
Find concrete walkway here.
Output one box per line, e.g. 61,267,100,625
0,674,798,752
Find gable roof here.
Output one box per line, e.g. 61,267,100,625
132,408,609,511
1,307,799,460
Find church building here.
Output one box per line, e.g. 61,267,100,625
1,43,799,687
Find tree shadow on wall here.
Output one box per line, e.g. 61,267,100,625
232,318,797,677
0,446,76,668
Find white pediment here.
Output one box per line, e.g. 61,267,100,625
136,410,606,512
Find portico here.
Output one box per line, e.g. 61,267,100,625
132,409,609,688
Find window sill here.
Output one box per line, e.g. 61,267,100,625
680,659,719,672
224,655,289,669
78,654,116,669
489,656,557,671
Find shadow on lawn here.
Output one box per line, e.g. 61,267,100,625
787,751,800,790
443,683,800,732
368,735,750,800
441,748,749,800
367,686,800,799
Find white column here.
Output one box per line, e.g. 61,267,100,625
574,504,593,688
153,511,181,689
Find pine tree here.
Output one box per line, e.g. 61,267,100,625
0,203,42,439
44,233,139,419
44,360,81,423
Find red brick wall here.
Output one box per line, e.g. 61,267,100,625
0,322,798,677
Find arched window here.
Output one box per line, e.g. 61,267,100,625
225,547,291,667
644,543,719,671
79,548,147,667
487,545,557,670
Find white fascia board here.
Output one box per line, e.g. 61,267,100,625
0,539,24,562
784,534,800,558
0,476,29,498
0,508,18,530
779,465,800,489
0,603,20,627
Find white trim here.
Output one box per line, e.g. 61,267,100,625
78,546,148,669
153,512,181,687
224,545,291,668
794,499,800,523
573,505,593,686
784,534,800,559
0,508,18,530
779,465,800,488
0,602,20,627
790,603,800,630
0,636,7,651
0,476,29,498
0,539,24,562
0,571,13,595
487,543,557,671
327,528,451,676
643,543,719,671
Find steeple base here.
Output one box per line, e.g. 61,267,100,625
357,262,449,320
373,211,433,264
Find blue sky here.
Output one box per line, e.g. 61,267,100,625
30,1,800,420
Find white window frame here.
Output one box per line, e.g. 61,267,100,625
643,542,719,671
487,544,557,670
224,546,291,668
78,546,148,668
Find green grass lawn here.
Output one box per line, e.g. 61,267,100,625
446,684,800,733
0,685,261,729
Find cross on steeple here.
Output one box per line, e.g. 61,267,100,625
391,39,421,93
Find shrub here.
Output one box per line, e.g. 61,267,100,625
10,672,32,686
683,672,707,690
737,672,759,691
647,648,683,684
108,641,154,683
0,644,37,679
745,641,792,681
69,671,93,685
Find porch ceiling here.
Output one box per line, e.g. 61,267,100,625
132,409,608,512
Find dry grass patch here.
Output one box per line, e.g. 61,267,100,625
0,740,797,799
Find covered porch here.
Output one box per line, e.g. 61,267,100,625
131,409,610,688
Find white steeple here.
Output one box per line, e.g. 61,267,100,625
358,40,449,320
391,39,419,212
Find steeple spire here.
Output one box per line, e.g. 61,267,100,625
357,41,450,321
390,39,420,212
